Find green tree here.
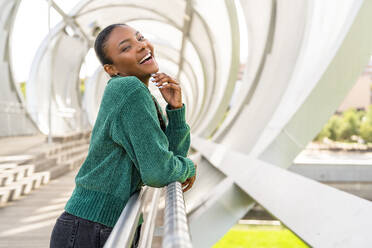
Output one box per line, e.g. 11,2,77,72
314,115,341,141
314,123,331,141
338,108,360,141
20,82,26,98
326,115,342,141
360,105,372,143
80,78,85,95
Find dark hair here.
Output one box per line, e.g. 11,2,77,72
151,95,166,132
94,23,127,66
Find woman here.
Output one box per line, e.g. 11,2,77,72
49,23,197,248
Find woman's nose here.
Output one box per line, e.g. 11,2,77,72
137,40,147,51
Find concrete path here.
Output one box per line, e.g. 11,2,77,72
0,134,46,156
0,168,77,248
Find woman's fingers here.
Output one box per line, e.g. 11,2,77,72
182,176,196,192
153,77,174,87
182,178,190,187
152,73,167,81
182,179,193,192
159,83,179,90
153,77,171,86
151,72,183,108
182,162,197,192
156,80,180,90
182,161,197,192
182,182,191,192
151,73,179,86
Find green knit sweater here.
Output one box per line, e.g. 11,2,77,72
65,75,195,227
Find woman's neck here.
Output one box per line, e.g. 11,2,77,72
138,75,150,87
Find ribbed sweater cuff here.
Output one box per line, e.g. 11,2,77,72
166,103,186,129
186,157,196,178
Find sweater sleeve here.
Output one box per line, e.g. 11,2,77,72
164,103,191,157
110,85,195,188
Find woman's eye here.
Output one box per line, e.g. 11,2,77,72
122,46,130,52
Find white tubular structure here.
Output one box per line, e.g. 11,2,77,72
0,0,39,136
2,0,372,247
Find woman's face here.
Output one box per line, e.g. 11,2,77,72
104,25,159,81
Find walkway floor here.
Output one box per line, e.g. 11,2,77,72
0,134,47,156
0,168,77,248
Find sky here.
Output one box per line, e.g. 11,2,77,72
10,0,248,83
11,0,75,82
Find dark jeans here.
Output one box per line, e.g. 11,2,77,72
50,211,141,248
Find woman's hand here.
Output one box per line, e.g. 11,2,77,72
151,72,182,109
182,162,197,192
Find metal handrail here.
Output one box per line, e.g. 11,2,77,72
138,188,162,248
104,188,146,248
162,182,193,248
104,182,193,248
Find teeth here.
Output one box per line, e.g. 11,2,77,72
139,53,151,64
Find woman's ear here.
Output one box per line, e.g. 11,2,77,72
103,64,118,77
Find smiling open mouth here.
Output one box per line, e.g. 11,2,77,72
139,53,153,64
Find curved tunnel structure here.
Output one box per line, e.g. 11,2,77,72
1,0,372,247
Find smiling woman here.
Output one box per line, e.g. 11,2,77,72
49,23,197,248
97,24,158,84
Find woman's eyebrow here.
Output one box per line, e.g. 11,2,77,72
118,31,140,47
